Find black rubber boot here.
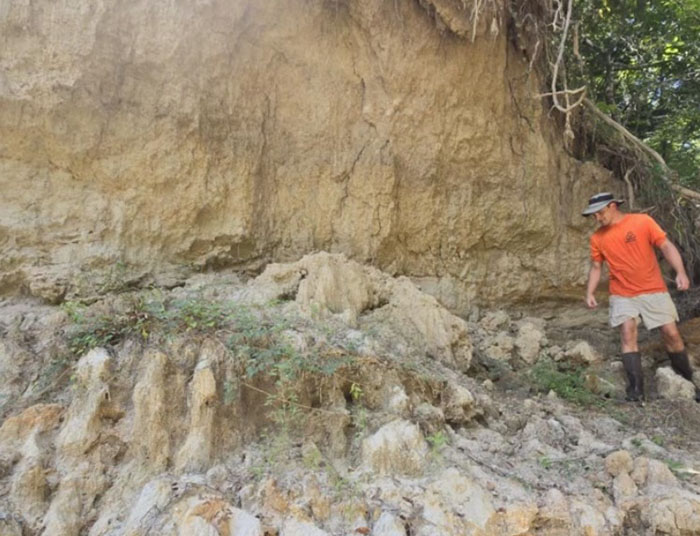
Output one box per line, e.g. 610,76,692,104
622,352,644,402
668,351,700,402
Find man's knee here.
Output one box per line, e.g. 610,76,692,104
660,322,685,352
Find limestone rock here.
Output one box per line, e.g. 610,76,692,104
261,478,291,515
281,518,329,536
175,363,219,472
0,404,63,463
362,420,428,476
564,340,602,365
486,503,538,535
176,496,262,536
388,277,473,371
536,488,572,529
74,346,112,385
631,456,649,487
373,512,406,536
628,456,681,498
9,461,49,530
479,311,511,331
26,271,67,304
548,344,565,361
303,476,331,522
131,351,173,471
605,450,633,477
515,322,546,364
414,490,459,534
655,367,696,400
0,340,32,404
515,316,547,330
481,331,514,362
56,348,113,458
295,253,385,326
643,495,700,535
413,403,446,436
253,253,473,370
569,499,608,535
0,517,22,536
386,385,411,417
124,478,174,535
425,468,496,530
443,383,479,424
43,469,109,536
644,458,679,488
612,472,638,504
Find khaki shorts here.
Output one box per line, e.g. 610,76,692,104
609,292,679,329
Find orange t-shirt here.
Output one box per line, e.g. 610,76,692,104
590,213,668,297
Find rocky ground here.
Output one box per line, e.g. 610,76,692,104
1,253,699,536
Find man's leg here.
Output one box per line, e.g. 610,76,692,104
620,318,644,401
620,318,639,352
659,321,684,352
660,322,700,402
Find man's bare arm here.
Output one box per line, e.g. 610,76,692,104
659,239,690,290
585,260,602,308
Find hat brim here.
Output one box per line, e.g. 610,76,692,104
582,198,624,216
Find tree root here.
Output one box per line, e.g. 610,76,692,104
583,99,700,203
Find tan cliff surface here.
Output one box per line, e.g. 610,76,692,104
0,0,611,307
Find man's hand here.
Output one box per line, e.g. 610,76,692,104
676,272,690,291
659,240,691,291
585,261,602,309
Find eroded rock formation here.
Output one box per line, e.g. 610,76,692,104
1,254,700,535
0,0,611,306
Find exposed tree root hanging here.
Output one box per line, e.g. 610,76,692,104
583,99,700,203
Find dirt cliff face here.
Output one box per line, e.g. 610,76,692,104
0,0,611,306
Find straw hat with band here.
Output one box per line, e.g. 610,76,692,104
582,192,625,217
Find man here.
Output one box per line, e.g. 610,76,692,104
582,192,699,402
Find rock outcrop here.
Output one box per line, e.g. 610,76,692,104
0,254,699,536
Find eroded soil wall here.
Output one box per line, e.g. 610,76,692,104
0,0,610,306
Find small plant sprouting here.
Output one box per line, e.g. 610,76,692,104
426,430,449,452
665,459,685,474
651,435,665,447
349,382,363,402
61,301,87,323
349,382,368,435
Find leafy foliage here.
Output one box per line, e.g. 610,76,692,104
512,0,700,277
529,358,604,407
64,294,354,378
571,0,700,187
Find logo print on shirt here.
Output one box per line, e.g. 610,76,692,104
625,231,637,243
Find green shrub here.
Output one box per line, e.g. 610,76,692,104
63,293,233,357
530,358,604,407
